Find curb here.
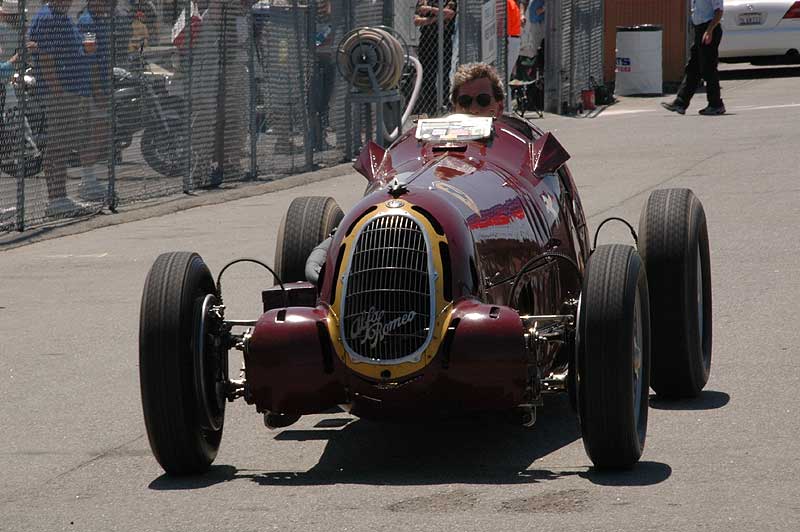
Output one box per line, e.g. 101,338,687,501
0,162,357,252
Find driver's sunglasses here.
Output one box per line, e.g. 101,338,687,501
457,93,493,108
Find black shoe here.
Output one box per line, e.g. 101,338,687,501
661,101,686,114
698,104,726,116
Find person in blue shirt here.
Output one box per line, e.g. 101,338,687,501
28,0,99,216
76,0,111,201
662,0,725,116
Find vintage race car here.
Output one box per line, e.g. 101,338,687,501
139,114,713,475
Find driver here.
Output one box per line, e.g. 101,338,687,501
450,62,505,118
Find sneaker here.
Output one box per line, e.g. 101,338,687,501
78,180,107,202
661,101,686,115
699,104,726,116
45,197,91,218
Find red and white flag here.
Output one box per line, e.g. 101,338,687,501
172,2,204,49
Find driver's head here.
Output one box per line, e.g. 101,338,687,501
451,63,505,117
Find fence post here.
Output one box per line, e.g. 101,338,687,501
183,0,194,193
248,6,257,179
458,0,467,64
543,0,561,113
108,0,118,212
13,0,28,231
436,0,444,113
290,0,312,171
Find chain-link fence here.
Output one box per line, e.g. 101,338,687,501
0,0,600,234
543,0,603,114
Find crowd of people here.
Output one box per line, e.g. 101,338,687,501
0,0,165,221
0,0,548,223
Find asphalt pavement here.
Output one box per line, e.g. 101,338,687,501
2,65,799,532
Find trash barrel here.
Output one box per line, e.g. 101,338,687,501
615,25,663,96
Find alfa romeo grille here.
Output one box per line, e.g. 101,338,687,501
342,214,432,362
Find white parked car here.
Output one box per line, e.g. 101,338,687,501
719,0,800,61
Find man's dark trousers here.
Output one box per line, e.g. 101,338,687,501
676,22,723,107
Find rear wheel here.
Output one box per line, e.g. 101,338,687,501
274,196,344,283
638,188,712,398
578,244,650,469
139,252,226,475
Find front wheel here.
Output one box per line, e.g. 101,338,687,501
578,244,650,469
0,107,45,178
140,107,189,178
139,252,226,475
274,196,344,284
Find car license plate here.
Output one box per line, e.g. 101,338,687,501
737,12,763,25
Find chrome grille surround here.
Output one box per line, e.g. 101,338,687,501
340,211,437,365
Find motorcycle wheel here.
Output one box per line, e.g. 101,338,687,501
140,111,189,178
0,108,46,179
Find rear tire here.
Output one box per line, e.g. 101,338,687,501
638,188,712,398
578,244,650,469
274,196,344,283
139,252,224,475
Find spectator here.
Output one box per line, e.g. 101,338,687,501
189,0,250,186
77,0,112,201
28,0,97,217
662,0,725,115
211,0,251,183
519,0,543,67
507,0,523,79
309,0,337,151
0,0,24,86
128,8,149,54
414,0,457,117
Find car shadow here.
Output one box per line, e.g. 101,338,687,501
650,389,730,411
720,65,800,80
257,394,582,486
148,394,671,489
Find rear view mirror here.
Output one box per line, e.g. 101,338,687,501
531,132,571,176
354,141,386,182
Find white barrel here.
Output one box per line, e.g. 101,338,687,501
615,25,663,96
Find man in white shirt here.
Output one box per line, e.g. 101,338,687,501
662,0,725,115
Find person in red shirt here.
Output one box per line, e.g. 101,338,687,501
507,0,524,78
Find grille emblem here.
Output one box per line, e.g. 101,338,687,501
386,199,405,208
349,307,417,349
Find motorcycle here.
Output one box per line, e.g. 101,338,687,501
113,51,188,177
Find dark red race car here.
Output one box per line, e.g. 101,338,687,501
139,114,712,475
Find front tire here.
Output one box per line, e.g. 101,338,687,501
139,252,224,475
638,188,712,398
140,104,189,178
578,244,650,469
274,196,344,283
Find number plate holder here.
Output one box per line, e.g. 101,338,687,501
737,12,764,26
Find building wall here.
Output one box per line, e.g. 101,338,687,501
604,0,688,85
